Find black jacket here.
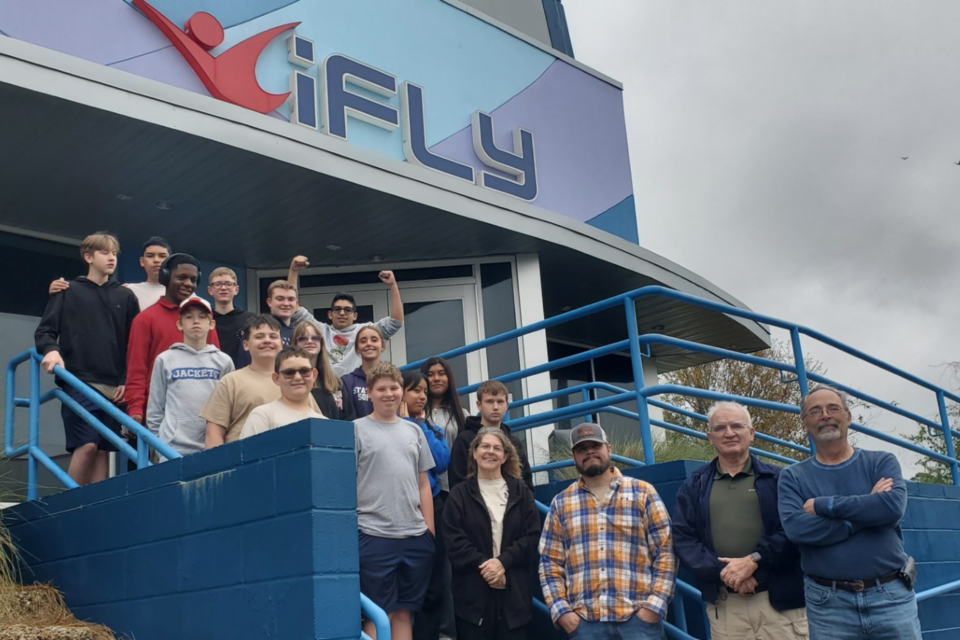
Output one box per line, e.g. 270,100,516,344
443,475,541,629
673,455,805,610
449,416,533,490
34,277,139,386
213,308,255,368
310,385,357,422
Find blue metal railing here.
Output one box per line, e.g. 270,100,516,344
360,592,391,640
402,284,960,485
4,348,182,499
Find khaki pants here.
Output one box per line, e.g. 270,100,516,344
706,589,808,640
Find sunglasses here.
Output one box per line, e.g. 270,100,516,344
278,367,315,380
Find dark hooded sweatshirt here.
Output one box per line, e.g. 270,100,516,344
35,277,140,386
448,415,533,491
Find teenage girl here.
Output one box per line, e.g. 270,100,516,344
341,325,386,418
401,370,452,640
291,321,356,421
421,357,468,491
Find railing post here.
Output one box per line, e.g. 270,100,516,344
137,432,151,470
672,590,687,634
581,387,593,424
790,327,815,456
936,390,960,486
28,356,41,501
624,299,655,465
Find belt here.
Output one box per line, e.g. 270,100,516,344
808,570,900,593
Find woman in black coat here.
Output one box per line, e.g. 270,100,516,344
443,426,541,640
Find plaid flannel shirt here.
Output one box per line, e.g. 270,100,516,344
538,468,676,622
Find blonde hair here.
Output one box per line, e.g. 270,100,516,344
467,427,521,479
208,267,238,285
366,361,402,389
79,232,120,261
267,280,297,298
291,321,341,394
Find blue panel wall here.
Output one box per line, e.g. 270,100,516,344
4,420,358,640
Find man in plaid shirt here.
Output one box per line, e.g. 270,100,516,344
539,423,676,639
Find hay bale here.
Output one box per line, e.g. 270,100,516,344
0,624,113,640
0,585,114,640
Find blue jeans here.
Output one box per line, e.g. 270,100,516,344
570,615,664,640
803,577,921,639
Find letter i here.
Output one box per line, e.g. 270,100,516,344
287,34,318,129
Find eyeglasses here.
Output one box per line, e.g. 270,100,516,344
478,443,504,454
805,405,845,419
709,423,748,434
278,367,314,380
331,306,356,314
209,281,237,289
297,335,322,344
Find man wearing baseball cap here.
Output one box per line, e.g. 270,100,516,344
539,423,676,639
146,297,234,458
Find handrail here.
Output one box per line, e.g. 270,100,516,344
916,577,960,601
4,348,182,499
360,592,390,640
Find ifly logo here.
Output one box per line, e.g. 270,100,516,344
133,1,537,201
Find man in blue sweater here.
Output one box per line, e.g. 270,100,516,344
674,402,807,639
778,385,920,639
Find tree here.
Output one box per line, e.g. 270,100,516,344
658,339,825,462
908,361,960,484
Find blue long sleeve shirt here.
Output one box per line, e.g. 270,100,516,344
405,417,450,497
778,448,908,581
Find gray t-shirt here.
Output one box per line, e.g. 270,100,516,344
354,415,435,538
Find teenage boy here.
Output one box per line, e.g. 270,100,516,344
125,254,221,426
448,380,532,490
207,267,254,368
35,232,140,485
354,362,435,640
287,255,404,377
202,315,322,446
48,236,172,311
240,347,325,439
146,298,234,458
234,280,299,368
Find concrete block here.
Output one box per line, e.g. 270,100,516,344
99,492,158,547
242,512,313,582
275,448,357,515
179,527,243,592
181,439,243,481
312,510,359,574
312,574,362,639
125,537,179,600
61,550,127,607
179,458,276,533
127,456,183,495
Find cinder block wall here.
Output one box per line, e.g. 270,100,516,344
5,420,358,640
905,482,960,639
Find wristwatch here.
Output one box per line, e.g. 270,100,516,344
749,552,762,564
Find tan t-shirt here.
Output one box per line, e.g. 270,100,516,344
199,368,322,443
240,400,325,439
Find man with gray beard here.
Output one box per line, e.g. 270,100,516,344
778,385,920,639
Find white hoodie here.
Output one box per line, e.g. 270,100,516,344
146,343,235,456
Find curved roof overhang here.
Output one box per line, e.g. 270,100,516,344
0,37,769,371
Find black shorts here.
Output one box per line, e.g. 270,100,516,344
61,386,122,454
358,530,435,614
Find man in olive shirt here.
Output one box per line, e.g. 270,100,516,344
673,402,807,639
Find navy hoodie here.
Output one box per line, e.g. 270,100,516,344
341,367,373,418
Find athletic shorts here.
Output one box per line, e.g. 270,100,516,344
358,530,435,614
61,386,122,454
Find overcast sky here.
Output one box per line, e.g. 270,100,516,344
563,1,960,472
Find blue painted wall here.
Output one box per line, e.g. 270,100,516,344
5,420,359,640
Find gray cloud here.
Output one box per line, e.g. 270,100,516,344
564,0,960,470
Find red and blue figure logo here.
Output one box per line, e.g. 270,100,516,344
130,0,538,201
132,0,298,114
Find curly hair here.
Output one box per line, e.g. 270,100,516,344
467,427,520,479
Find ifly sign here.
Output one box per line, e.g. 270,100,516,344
133,0,538,202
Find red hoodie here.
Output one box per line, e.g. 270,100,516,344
125,297,221,418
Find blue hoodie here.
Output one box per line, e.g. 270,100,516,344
404,417,450,496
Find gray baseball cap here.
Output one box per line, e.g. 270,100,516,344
570,422,608,449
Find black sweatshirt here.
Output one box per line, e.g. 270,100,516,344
35,277,140,386
448,415,533,491
213,308,255,368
